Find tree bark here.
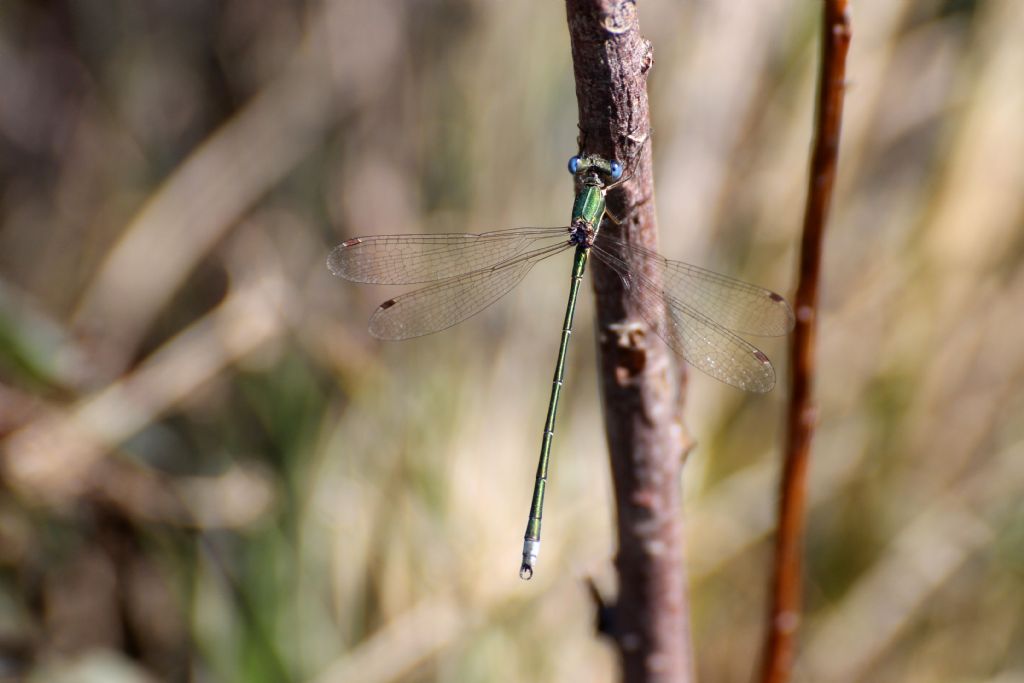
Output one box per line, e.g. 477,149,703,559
565,2,694,681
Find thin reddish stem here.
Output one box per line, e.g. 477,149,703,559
759,3,851,683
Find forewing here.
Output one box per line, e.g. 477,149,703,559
369,242,569,339
593,245,777,392
595,234,794,336
329,228,568,285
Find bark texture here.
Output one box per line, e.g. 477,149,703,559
565,2,693,681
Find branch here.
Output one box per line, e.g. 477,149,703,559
565,2,694,681
759,3,851,682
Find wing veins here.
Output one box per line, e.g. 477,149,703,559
329,227,569,285
594,233,794,336
369,240,571,340
592,244,777,392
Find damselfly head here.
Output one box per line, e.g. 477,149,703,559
567,154,623,185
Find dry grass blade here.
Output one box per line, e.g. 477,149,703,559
71,17,341,374
4,267,287,503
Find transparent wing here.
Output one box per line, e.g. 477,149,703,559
369,242,571,340
329,227,569,285
592,244,778,392
595,234,794,336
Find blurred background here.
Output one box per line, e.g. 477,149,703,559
1,0,1022,681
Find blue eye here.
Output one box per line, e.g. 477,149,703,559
609,161,623,180
568,156,580,174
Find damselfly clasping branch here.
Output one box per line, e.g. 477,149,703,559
328,154,794,580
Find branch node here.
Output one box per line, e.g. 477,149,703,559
602,1,637,35
640,40,654,74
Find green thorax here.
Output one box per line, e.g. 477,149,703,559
571,184,606,229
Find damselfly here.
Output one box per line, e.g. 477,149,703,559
328,154,794,580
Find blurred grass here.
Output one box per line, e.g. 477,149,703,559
1,0,1023,682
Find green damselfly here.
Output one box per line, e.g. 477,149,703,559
328,154,794,580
